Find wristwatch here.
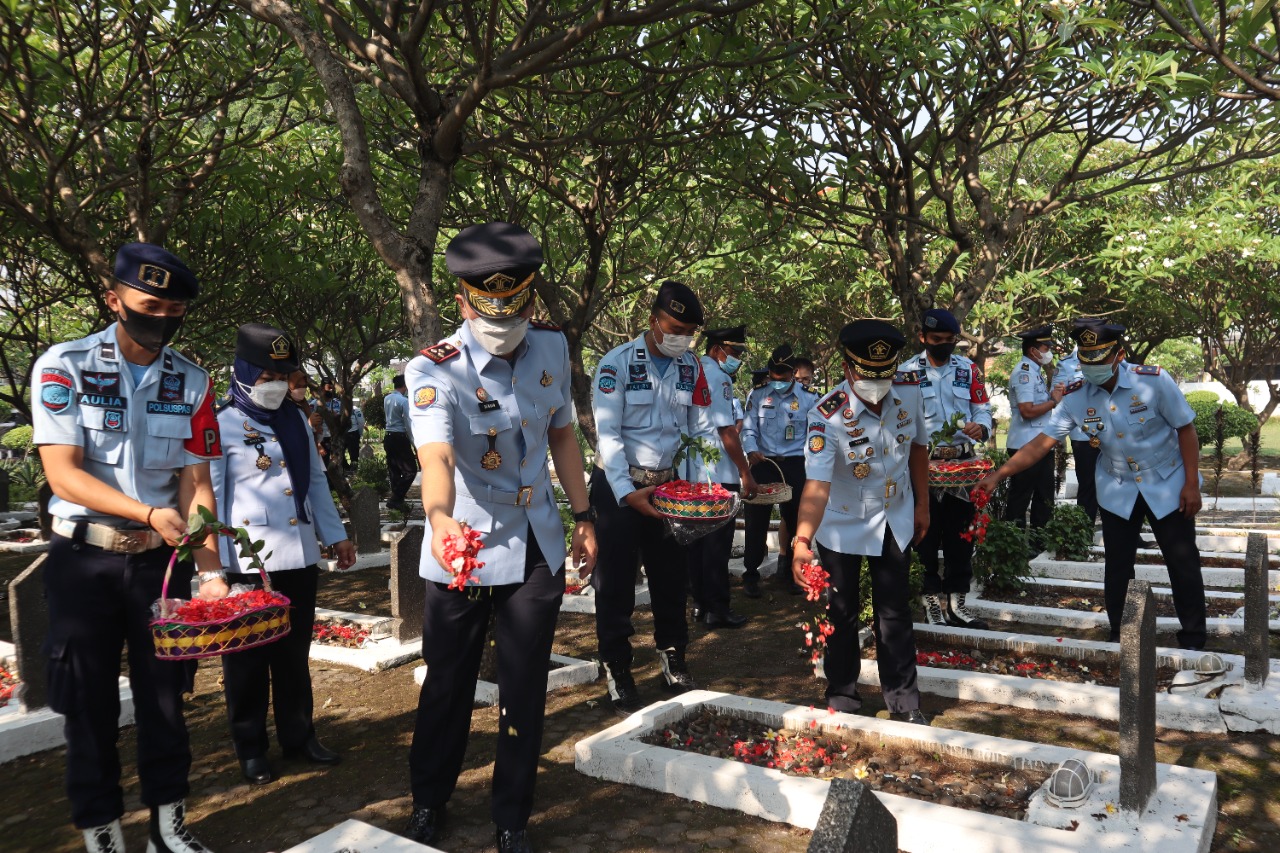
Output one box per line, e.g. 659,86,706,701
198,570,227,585
573,508,597,524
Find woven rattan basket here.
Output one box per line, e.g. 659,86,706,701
927,458,993,489
653,481,736,519
742,457,792,505
150,567,291,661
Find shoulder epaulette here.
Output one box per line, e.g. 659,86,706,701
892,370,920,385
530,319,561,332
1132,364,1162,376
1065,379,1085,394
817,390,847,420
420,341,460,363
215,399,233,413
802,384,817,395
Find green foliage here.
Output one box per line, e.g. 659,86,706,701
927,411,967,455
362,396,386,430
674,434,722,473
173,507,271,590
351,455,390,498
1183,390,1220,405
1,458,45,508
973,520,1032,594
1186,397,1260,447
1,425,34,454
554,485,575,549
1035,504,1094,561
1148,338,1204,381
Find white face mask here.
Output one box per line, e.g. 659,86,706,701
853,378,893,404
241,379,289,411
469,315,529,356
1033,349,1054,366
656,331,695,358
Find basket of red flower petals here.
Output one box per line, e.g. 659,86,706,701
652,480,736,519
149,508,291,660
927,457,993,489
150,587,291,661
741,457,792,506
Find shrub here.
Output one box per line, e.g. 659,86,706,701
1,458,45,508
972,519,1032,594
1035,504,1093,561
1,425,34,454
1183,390,1219,405
1185,396,1259,447
362,395,386,429
351,455,390,498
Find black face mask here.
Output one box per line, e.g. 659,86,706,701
116,303,185,352
924,342,956,362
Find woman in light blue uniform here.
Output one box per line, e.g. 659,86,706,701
210,324,355,786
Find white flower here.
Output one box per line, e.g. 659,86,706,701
1148,184,1160,193
1189,222,1198,230
1161,215,1173,222
1017,178,1027,186
1235,213,1245,219
1242,248,1254,258
1162,258,1175,268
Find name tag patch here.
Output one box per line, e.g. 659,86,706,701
626,382,652,392
80,393,127,409
146,401,193,416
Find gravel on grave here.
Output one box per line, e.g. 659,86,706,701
980,583,1246,618
644,708,1048,821
312,619,372,648
866,639,1179,690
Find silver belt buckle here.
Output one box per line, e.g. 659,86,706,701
112,529,148,554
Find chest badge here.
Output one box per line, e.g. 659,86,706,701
255,451,273,471
853,462,871,479
541,370,553,387
789,399,799,411
476,387,490,402
1090,436,1101,449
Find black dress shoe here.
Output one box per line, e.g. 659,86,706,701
406,805,446,845
742,577,762,598
240,755,273,785
283,736,341,765
496,827,534,853
890,709,931,726
704,611,749,629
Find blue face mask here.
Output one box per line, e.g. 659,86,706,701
770,379,793,393
1081,362,1117,385
721,355,742,375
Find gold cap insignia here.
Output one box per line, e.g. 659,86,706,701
869,340,890,359
670,299,686,314
138,264,171,289
269,335,291,359
1080,329,1098,346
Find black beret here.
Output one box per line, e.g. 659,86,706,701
768,344,795,372
1070,318,1126,364
922,308,960,334
838,319,907,379
1016,325,1056,346
652,280,704,326
705,325,747,346
113,242,199,301
446,222,542,318
235,323,299,373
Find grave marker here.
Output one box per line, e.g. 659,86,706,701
390,524,425,643
1119,579,1156,815
1243,531,1269,688
807,778,897,853
8,554,49,711
349,487,382,555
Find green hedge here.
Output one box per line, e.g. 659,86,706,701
1184,395,1259,447
1,425,33,453
362,395,386,429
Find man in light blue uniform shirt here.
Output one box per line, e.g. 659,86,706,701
402,223,596,853
1053,346,1099,524
682,325,758,629
899,308,992,629
590,280,711,714
740,344,820,596
33,243,225,853
383,375,416,513
791,320,931,725
1004,325,1063,538
980,319,1205,648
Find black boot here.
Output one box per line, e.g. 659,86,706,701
657,647,697,693
496,827,535,853
405,804,446,845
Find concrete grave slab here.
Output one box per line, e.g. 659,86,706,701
575,690,1216,853
560,582,650,615
309,610,421,672
412,653,598,707
0,677,133,764
320,550,390,573
281,818,443,852
808,777,897,853
1029,553,1280,589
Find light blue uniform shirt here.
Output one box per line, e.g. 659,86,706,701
31,325,222,526
210,405,347,571
1052,349,1088,442
348,407,365,434
741,382,820,457
897,352,993,447
1046,362,1197,520
682,355,739,484
592,334,709,503
384,390,409,434
805,379,929,556
407,322,573,585
1006,355,1054,449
